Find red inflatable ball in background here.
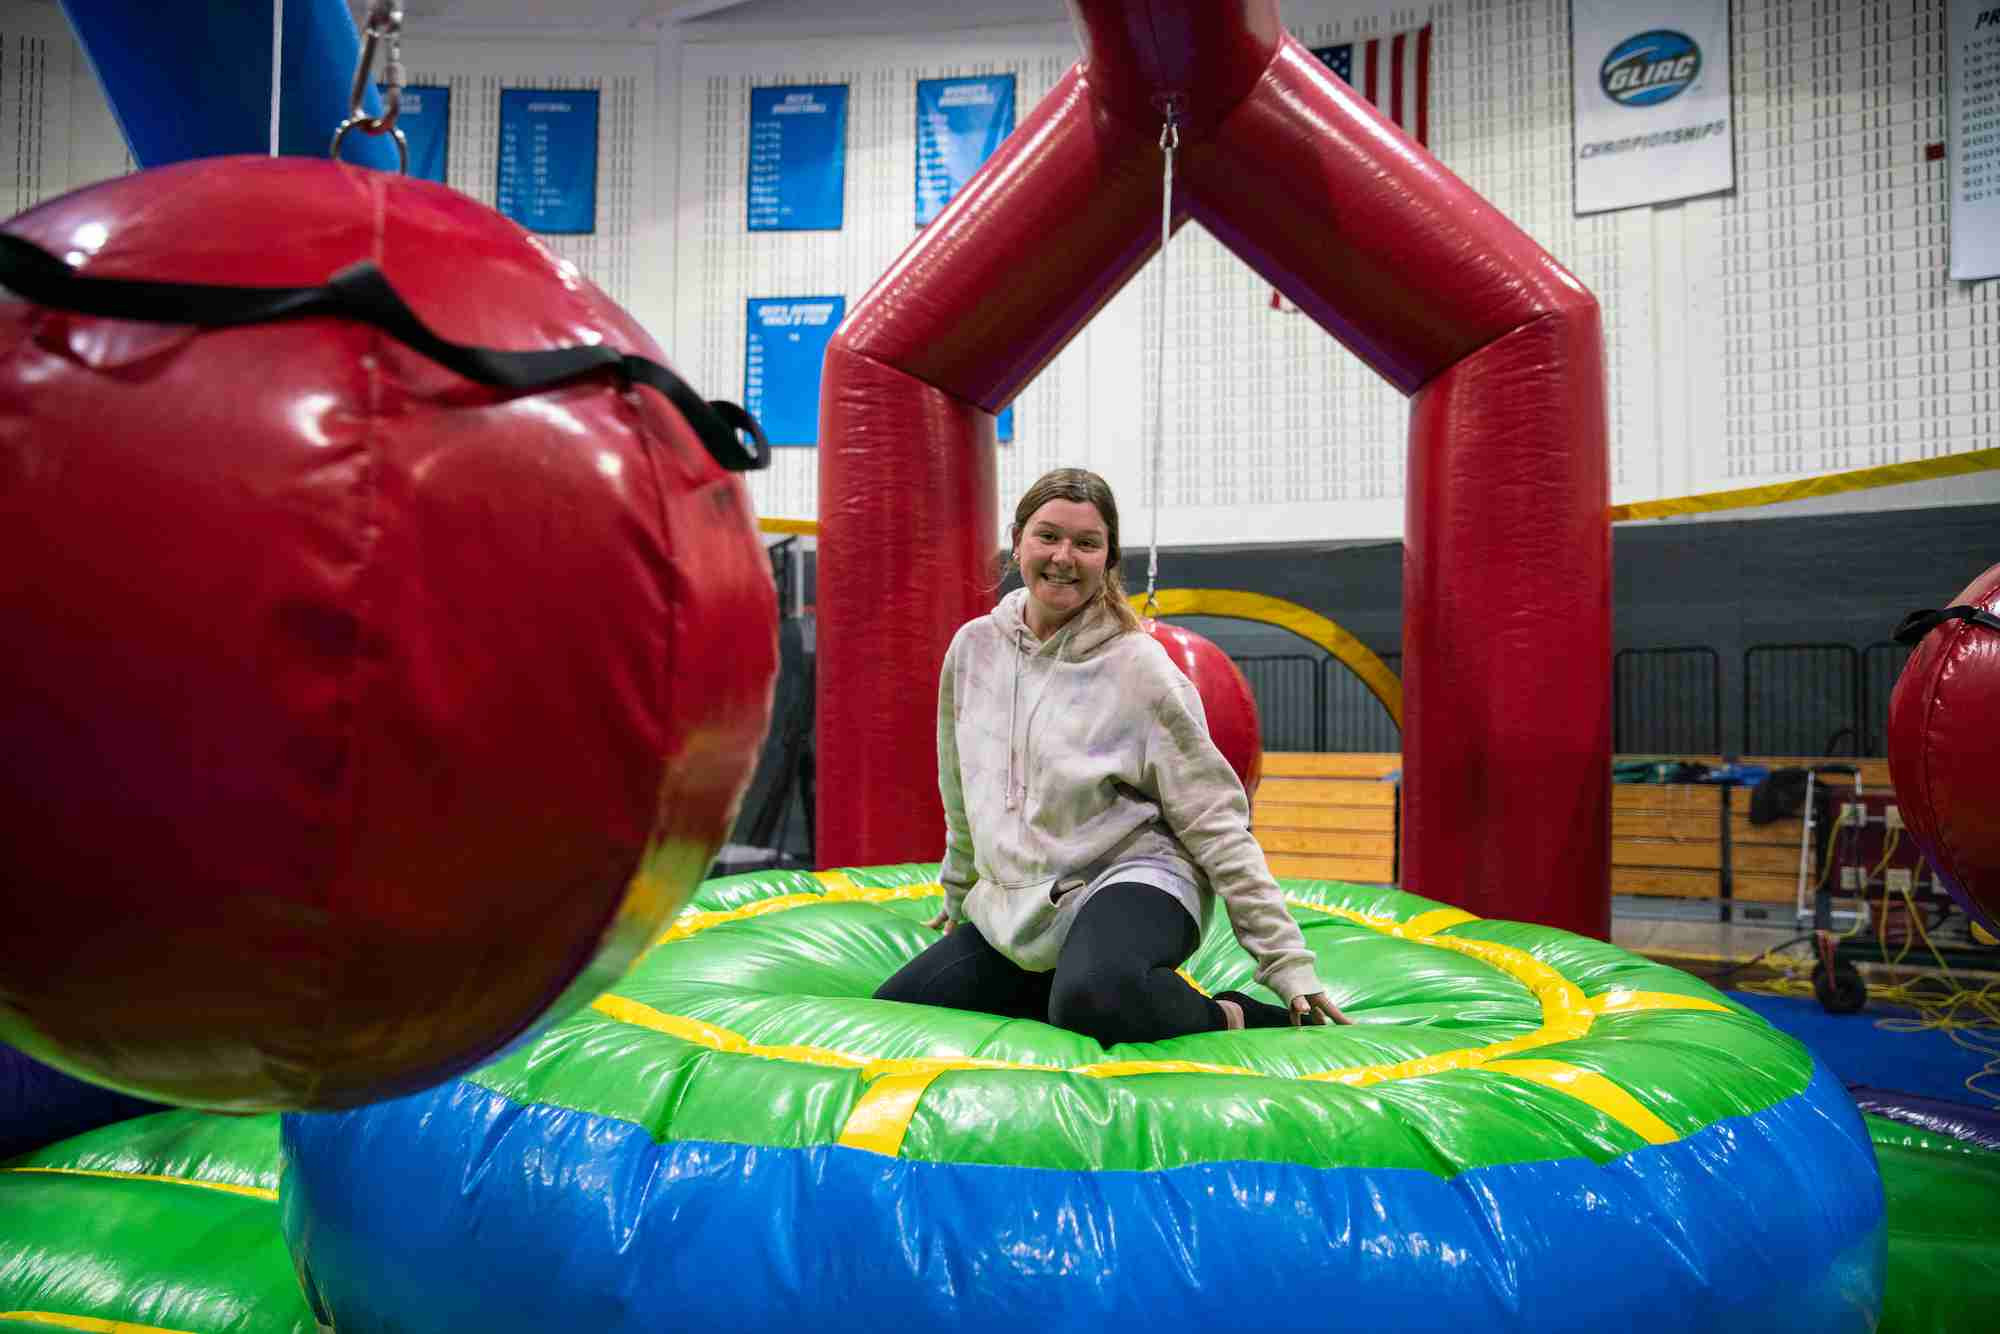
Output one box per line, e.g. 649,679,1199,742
1887,561,2000,936
1144,619,1265,799
0,158,777,1110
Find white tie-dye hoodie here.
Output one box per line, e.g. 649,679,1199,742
937,588,1321,1003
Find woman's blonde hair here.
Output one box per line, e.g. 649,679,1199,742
1005,467,1143,633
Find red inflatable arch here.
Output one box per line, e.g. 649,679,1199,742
817,0,1610,937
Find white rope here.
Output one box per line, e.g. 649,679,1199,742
1145,104,1179,620
270,0,284,156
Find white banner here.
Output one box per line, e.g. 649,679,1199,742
1950,1,2000,280
1571,1,1734,215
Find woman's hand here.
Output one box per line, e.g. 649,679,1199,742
924,910,954,933
1289,992,1353,1026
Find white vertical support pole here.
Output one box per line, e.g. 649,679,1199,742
270,0,284,154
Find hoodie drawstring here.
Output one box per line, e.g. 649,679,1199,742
1006,618,1076,812
1006,630,1023,810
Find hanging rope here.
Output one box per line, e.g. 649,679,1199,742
1144,100,1180,622
271,0,285,156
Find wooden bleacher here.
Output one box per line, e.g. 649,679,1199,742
1256,752,1899,907
1612,781,1724,899
1252,752,1399,884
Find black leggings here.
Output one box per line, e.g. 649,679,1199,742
873,882,1223,1047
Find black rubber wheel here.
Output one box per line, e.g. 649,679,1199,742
1812,956,1867,1014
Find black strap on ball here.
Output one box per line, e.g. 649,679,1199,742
1894,604,2000,645
0,232,769,473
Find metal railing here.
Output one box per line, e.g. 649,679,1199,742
1613,647,1722,754
1325,650,1401,752
1743,643,1862,756
1234,654,1323,751
1225,640,1889,760
1228,651,1401,753
1860,640,1912,755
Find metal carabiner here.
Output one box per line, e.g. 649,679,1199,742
331,1,408,171
1156,94,1182,153
331,118,410,173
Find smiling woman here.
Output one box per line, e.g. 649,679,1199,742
1004,467,1141,638
876,467,1350,1042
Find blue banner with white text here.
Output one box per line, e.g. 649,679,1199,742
914,74,1015,226
497,89,599,234
748,85,849,231
746,297,845,446
391,84,450,183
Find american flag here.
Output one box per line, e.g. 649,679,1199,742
1272,26,1433,312
1309,27,1433,148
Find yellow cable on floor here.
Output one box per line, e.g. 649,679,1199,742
1737,871,2000,1106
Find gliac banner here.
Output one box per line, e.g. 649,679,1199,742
1571,1,1734,214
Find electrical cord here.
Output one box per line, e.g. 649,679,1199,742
1737,862,2000,1106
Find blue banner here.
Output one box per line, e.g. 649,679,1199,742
999,406,1014,443
497,89,599,234
745,297,845,447
915,74,1015,226
748,85,849,231
391,84,450,183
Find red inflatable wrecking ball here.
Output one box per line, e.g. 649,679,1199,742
1146,619,1263,799
1888,561,2000,936
0,158,778,1110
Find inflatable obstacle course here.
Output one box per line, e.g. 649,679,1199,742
0,1109,310,1332
280,865,1885,1332
5,868,1999,1330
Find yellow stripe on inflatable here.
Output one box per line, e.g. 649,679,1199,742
839,1071,949,1157
591,994,870,1071
1398,907,1477,938
651,893,824,946
1585,988,1733,1018
1482,1059,1679,1144
1421,934,1592,1027
0,1166,277,1203
0,1315,204,1334
650,880,935,947
610,879,1704,1154
1075,1057,1263,1078
1128,588,1403,727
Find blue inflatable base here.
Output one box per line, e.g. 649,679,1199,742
280,1059,1882,1331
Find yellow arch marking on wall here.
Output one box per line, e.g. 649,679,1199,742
1129,588,1402,727
600,881,1738,1157
0,1166,276,1202
0,1315,203,1334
